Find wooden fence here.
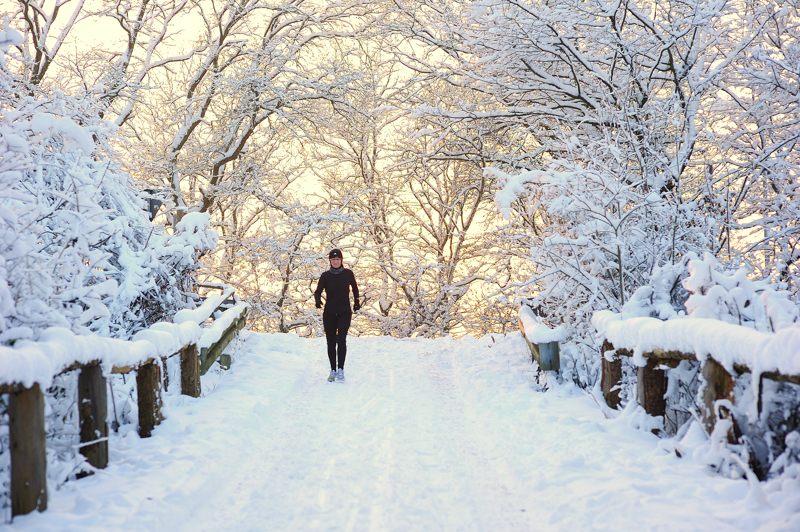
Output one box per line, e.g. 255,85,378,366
1,287,247,518
518,312,800,441
517,306,562,372
597,341,800,438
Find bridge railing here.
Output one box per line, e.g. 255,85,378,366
518,305,800,444
0,286,247,518
591,311,800,439
517,303,567,372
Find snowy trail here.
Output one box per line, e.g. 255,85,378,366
180,336,531,531
4,332,798,531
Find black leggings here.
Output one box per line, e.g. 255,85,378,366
323,312,351,370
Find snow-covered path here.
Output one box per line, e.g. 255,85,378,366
4,332,798,531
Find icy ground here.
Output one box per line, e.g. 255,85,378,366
4,332,800,531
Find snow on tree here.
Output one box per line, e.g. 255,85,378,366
709,3,800,294
0,92,217,341
399,0,800,362
491,134,715,384
1,21,218,512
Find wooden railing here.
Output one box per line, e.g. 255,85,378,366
0,287,247,518
519,308,800,443
597,342,800,436
518,304,564,371
594,312,800,440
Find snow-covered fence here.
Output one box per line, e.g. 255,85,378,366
592,311,800,440
518,304,567,371
0,288,247,518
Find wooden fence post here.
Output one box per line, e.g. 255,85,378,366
601,341,622,409
702,358,738,443
536,341,560,371
137,361,163,438
9,384,47,516
520,334,561,372
78,365,109,474
637,358,667,422
180,343,201,398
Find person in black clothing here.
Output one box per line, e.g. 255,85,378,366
314,248,360,382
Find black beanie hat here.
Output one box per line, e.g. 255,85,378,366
328,248,343,259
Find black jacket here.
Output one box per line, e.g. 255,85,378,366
314,268,359,315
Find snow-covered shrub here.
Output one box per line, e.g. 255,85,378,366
617,252,800,478
622,251,800,332
105,210,217,339
0,94,217,341
770,430,800,478
739,377,800,480
618,260,691,321
683,253,799,333
0,100,109,342
0,31,219,516
492,137,713,387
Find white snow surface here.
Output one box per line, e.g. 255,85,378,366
4,332,799,531
196,303,248,349
173,287,236,325
0,321,202,389
593,310,800,375
519,305,568,344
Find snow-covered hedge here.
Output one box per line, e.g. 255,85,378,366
0,95,218,342
592,253,800,478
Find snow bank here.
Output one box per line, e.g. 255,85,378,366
130,321,203,358
197,304,248,350
173,286,236,325
0,320,203,390
592,310,800,377
519,305,568,344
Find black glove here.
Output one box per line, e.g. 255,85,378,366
353,300,361,312
315,299,322,309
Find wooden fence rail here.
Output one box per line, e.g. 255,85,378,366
1,289,247,518
518,308,800,444
599,341,800,439
517,304,564,372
